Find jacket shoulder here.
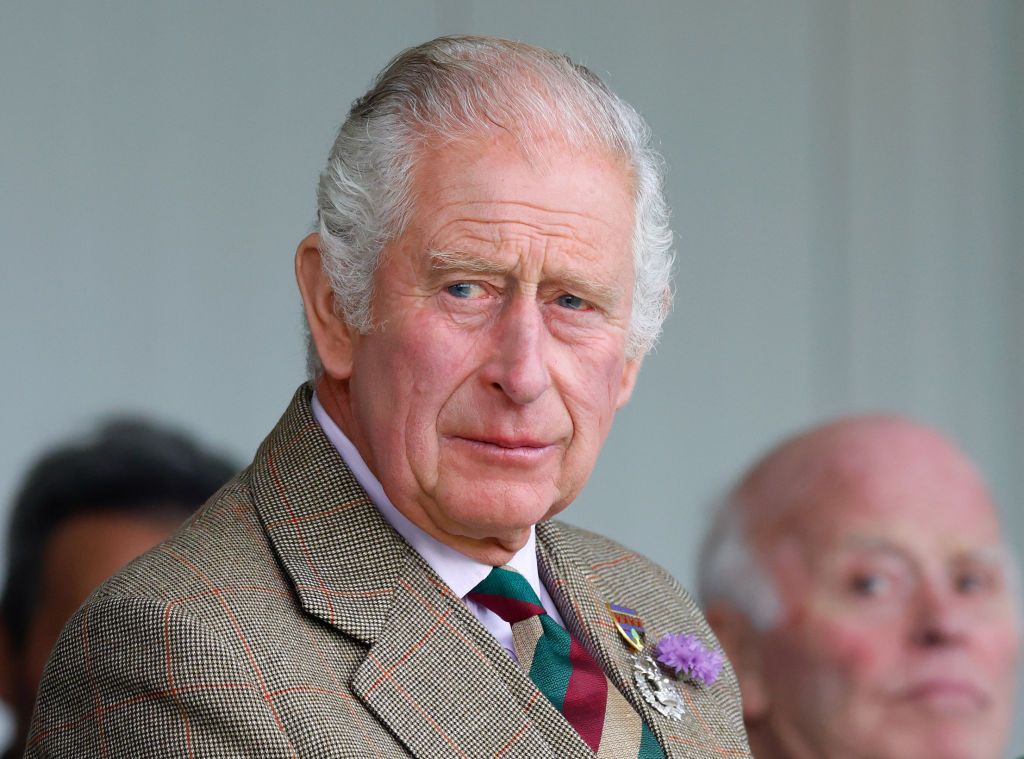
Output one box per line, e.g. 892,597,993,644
93,470,280,606
28,586,296,757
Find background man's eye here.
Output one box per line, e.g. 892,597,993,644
557,294,587,310
955,571,990,594
850,574,887,596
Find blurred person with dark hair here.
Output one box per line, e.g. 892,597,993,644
0,419,236,758
699,415,1022,759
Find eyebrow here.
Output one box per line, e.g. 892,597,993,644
834,537,913,567
427,248,623,306
838,535,1013,569
956,544,1015,568
428,249,509,275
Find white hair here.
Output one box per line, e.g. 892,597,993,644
307,35,674,378
697,495,783,631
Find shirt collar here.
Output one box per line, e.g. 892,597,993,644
310,392,543,600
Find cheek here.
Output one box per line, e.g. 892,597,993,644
558,348,626,426
775,610,897,697
813,620,891,681
972,621,1022,686
361,321,469,415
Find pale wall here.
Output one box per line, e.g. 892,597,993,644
1,0,1020,752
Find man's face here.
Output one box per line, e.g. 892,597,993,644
751,429,1021,759
318,136,639,561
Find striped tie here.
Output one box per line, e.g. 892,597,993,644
468,567,665,758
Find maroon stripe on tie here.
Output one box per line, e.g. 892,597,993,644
562,636,608,752
466,592,546,624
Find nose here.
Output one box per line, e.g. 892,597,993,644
482,297,552,405
910,581,970,648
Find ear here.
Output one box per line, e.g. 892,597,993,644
295,233,356,380
704,605,771,721
615,358,642,409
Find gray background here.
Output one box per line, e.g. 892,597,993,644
1,0,1021,752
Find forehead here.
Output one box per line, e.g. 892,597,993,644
755,421,1003,564
408,135,635,249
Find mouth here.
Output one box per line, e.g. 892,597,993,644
447,434,559,465
894,680,989,714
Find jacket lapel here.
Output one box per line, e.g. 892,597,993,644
249,384,400,645
535,522,654,734
249,386,590,758
350,550,590,758
537,521,750,759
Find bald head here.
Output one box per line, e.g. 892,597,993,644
732,415,997,559
700,415,1021,759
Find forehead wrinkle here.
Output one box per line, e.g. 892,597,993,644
433,213,608,250
430,189,623,231
447,197,617,224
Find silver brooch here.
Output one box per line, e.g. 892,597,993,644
633,653,686,720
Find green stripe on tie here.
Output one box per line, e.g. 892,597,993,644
638,721,662,758
528,615,572,711
469,567,667,758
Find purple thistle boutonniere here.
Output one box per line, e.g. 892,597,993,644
654,633,724,686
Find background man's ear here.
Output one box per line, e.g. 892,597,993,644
704,605,771,721
295,233,356,380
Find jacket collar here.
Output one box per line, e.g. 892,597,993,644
249,384,405,645
248,385,591,757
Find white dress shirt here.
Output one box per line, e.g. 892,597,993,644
311,393,565,660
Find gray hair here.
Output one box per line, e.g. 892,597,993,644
307,35,674,378
697,495,783,631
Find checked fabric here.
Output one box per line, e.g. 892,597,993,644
468,566,666,758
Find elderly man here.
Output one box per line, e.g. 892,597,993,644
699,415,1021,759
29,37,750,757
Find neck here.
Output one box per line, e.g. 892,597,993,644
315,375,356,439
430,532,527,566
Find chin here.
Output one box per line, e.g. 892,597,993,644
436,482,564,540
864,729,999,759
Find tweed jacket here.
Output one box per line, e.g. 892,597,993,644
28,386,751,758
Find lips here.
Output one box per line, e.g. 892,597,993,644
893,679,989,714
457,433,555,449
446,433,561,466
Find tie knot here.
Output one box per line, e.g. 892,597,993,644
467,566,546,624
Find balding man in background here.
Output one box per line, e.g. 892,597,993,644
699,415,1021,759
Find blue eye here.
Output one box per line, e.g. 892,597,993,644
447,282,479,299
557,294,587,310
